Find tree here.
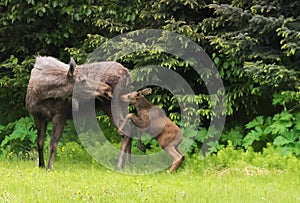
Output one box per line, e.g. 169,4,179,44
201,0,300,119
1,0,299,127
0,0,140,123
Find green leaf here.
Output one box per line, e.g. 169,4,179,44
270,111,294,135
214,57,220,65
292,142,300,156
243,130,261,148
222,129,243,146
269,123,288,135
180,137,197,153
195,127,208,142
223,61,229,69
295,122,300,131
64,32,69,38
277,111,293,121
273,136,291,146
52,1,58,8
246,116,264,129
206,141,222,153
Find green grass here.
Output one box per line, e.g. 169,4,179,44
1,145,300,203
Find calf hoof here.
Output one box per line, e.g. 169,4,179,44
118,129,125,136
116,161,124,170
169,156,184,173
46,163,54,172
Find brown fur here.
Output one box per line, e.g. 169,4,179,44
118,88,184,173
26,56,131,170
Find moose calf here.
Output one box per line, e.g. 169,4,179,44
118,88,184,173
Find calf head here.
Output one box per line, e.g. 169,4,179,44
120,88,152,105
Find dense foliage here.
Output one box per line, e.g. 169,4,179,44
0,0,299,157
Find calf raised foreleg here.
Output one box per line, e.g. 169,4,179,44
118,113,147,134
118,114,146,153
118,113,134,134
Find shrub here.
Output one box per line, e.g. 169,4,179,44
243,111,300,156
0,116,37,159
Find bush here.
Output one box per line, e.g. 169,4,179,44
184,144,300,174
1,111,299,164
243,111,300,156
0,116,84,160
179,110,300,157
0,116,37,159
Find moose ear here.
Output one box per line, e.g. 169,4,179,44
68,57,76,78
141,88,152,95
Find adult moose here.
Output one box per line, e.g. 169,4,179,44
26,56,131,170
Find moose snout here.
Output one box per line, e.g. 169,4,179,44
96,84,113,100
104,86,113,99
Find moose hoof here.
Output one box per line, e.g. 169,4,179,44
138,143,146,153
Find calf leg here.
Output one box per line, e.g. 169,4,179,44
164,132,184,173
174,131,184,157
116,136,132,170
118,113,134,135
137,130,146,153
165,145,184,173
34,116,48,168
125,136,132,165
117,114,136,166
47,115,66,170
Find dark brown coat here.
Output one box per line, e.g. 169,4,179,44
26,56,131,169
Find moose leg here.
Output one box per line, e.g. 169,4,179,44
47,115,66,170
34,116,48,168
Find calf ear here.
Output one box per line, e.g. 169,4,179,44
68,57,76,78
141,88,152,95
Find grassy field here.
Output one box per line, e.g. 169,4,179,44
1,146,300,203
